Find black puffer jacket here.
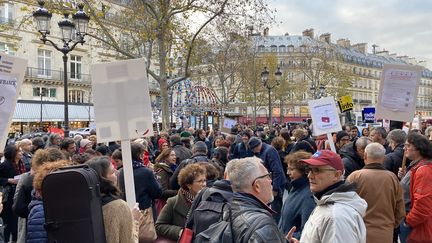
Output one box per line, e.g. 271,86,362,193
339,142,364,177
230,192,287,243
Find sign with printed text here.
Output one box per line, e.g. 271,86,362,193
337,95,354,113
362,107,376,123
308,96,342,136
0,53,28,153
221,117,237,133
376,64,421,122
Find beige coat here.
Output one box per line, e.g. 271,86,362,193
347,163,405,243
103,199,138,243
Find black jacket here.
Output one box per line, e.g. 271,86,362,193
171,144,192,165
169,153,211,190
383,144,409,176
339,142,364,177
291,136,317,154
230,192,287,243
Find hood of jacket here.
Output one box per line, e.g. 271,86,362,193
339,142,362,162
316,182,367,218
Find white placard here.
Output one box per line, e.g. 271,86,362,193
90,58,154,142
0,53,28,153
308,97,342,136
223,118,237,129
376,64,421,122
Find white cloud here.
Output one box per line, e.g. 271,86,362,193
269,0,432,69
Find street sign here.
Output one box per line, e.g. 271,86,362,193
337,95,354,113
362,107,376,123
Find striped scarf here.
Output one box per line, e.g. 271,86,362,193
180,188,195,207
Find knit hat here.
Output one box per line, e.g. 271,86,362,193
248,137,262,150
180,131,191,138
301,150,344,171
158,138,168,148
80,139,92,148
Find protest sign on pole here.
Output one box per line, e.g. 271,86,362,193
308,97,342,153
221,117,237,133
375,64,421,122
0,53,28,153
362,107,376,123
90,58,153,207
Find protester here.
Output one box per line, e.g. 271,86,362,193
335,131,351,153
26,160,70,242
232,130,253,159
60,138,77,161
248,137,286,222
154,149,178,215
289,150,367,243
118,142,162,211
169,134,192,165
340,136,371,177
290,129,317,154
228,157,287,242
400,133,432,243
350,126,359,142
17,139,32,172
0,144,27,242
79,139,93,154
85,156,140,243
384,129,407,176
45,133,61,148
13,148,66,243
31,137,45,153
279,151,315,239
370,127,391,154
211,146,229,174
155,163,207,241
279,128,294,154
347,143,405,243
272,136,289,176
361,128,369,137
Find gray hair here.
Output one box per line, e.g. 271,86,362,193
226,157,261,192
387,129,406,145
192,141,208,154
356,136,371,149
18,138,32,146
365,142,386,161
371,127,387,139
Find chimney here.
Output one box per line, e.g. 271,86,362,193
302,28,314,38
337,39,351,48
376,50,389,57
284,32,289,36
263,27,269,36
319,33,331,44
352,43,367,54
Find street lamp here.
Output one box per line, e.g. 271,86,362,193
261,66,282,126
33,1,90,138
310,84,326,99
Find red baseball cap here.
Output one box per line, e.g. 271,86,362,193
301,150,344,171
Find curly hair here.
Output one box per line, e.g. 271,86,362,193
178,163,206,190
33,160,71,193
285,151,312,175
32,148,67,171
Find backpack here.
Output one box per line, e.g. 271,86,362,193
193,204,235,243
192,187,232,235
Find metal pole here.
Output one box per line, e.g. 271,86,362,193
40,87,43,131
268,87,272,127
63,54,70,138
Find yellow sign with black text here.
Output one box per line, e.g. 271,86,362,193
337,95,354,112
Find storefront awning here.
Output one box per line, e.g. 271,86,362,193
13,102,94,122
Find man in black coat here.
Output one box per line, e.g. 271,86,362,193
339,137,371,177
384,129,409,176
169,134,192,165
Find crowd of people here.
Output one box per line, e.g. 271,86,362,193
0,121,431,243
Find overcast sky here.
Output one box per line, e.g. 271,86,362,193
269,0,432,69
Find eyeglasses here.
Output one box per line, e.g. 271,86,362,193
252,172,272,186
193,179,207,184
306,167,336,175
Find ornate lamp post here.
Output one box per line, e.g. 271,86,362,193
261,66,282,126
310,84,326,99
33,1,90,137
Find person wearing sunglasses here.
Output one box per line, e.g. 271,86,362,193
287,150,367,243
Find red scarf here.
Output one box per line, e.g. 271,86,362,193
14,159,26,174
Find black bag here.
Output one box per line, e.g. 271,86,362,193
42,164,106,243
192,187,232,235
193,204,234,243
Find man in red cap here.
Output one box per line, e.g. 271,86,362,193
286,150,367,243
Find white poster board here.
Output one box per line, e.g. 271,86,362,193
0,53,28,153
90,58,154,207
90,58,154,142
308,97,342,136
221,117,237,133
376,64,421,122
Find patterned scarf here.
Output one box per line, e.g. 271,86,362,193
14,159,26,175
180,188,195,206
132,160,144,169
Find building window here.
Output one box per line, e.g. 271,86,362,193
288,72,294,82
37,49,52,77
279,45,286,52
270,45,277,52
0,42,14,55
288,45,294,52
258,45,265,52
69,90,85,103
70,55,82,80
0,3,13,24
33,87,56,98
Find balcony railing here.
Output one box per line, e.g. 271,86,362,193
25,67,91,83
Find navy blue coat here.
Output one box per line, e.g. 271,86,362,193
233,142,253,159
278,176,315,239
26,198,47,243
255,143,286,193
